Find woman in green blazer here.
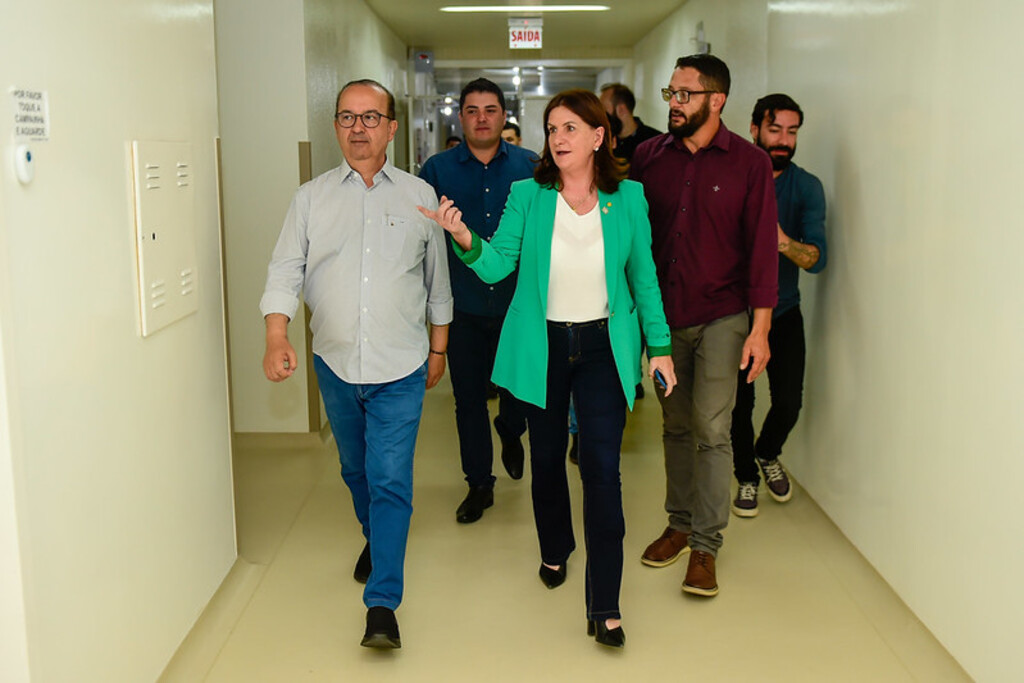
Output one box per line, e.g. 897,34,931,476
421,90,676,648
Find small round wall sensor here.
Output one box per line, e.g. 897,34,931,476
15,144,34,184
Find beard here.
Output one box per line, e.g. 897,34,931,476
668,96,711,140
755,134,796,171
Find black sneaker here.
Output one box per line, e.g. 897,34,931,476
731,482,759,518
361,606,401,649
757,457,792,502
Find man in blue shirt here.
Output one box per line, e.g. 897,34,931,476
730,93,828,518
420,78,537,524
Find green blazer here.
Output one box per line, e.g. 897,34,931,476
455,178,671,410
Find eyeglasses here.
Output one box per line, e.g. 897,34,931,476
335,111,392,128
661,88,718,104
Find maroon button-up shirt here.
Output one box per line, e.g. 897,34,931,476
630,123,778,329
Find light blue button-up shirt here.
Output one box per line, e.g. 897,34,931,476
260,159,453,384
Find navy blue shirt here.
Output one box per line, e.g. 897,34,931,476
420,140,538,317
775,161,827,317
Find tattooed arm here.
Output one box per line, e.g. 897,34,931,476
777,224,821,270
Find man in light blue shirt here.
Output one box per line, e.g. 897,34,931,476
261,79,452,649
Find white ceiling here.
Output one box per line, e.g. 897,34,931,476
363,1,688,55
430,64,611,97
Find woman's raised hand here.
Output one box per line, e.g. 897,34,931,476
418,195,473,250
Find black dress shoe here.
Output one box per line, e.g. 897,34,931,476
587,619,625,648
495,417,524,480
353,543,372,584
568,433,579,465
456,485,493,524
538,561,567,589
361,606,401,649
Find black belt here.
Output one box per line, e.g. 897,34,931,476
547,318,607,329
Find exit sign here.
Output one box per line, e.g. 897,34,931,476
509,18,542,49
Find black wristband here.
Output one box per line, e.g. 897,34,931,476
429,349,446,356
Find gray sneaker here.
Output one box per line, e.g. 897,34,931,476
731,482,759,517
757,457,792,502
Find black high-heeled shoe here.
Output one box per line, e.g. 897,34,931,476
538,561,567,589
587,619,626,648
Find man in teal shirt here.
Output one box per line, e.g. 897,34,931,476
730,93,828,518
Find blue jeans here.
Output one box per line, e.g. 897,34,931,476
523,319,627,621
448,310,527,487
314,356,426,611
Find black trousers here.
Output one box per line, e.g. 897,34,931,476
523,319,627,621
448,309,527,488
731,307,806,484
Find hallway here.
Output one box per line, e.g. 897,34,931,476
163,376,968,682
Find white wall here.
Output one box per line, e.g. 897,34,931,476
304,0,409,178
632,0,768,139
0,278,29,683
632,0,1024,679
0,1,236,681
765,1,1024,680
216,0,312,434
218,0,409,434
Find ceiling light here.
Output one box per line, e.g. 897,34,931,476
441,5,610,13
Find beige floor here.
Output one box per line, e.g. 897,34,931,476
162,376,970,682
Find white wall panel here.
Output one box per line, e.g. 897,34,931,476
0,1,235,681
0,295,29,683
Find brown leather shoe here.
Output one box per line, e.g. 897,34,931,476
640,526,690,567
682,550,719,597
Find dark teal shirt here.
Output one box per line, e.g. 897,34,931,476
775,162,827,317
420,141,537,317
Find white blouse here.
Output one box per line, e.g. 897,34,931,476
546,193,609,322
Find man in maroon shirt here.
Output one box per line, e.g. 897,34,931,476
630,54,778,597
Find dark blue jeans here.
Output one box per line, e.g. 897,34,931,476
731,306,806,483
448,309,527,488
523,319,627,621
314,356,426,611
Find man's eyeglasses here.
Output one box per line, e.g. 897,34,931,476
661,88,718,105
335,111,392,128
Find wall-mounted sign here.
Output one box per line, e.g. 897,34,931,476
11,87,49,141
509,18,542,50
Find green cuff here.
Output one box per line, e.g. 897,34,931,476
453,231,482,264
647,344,672,359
